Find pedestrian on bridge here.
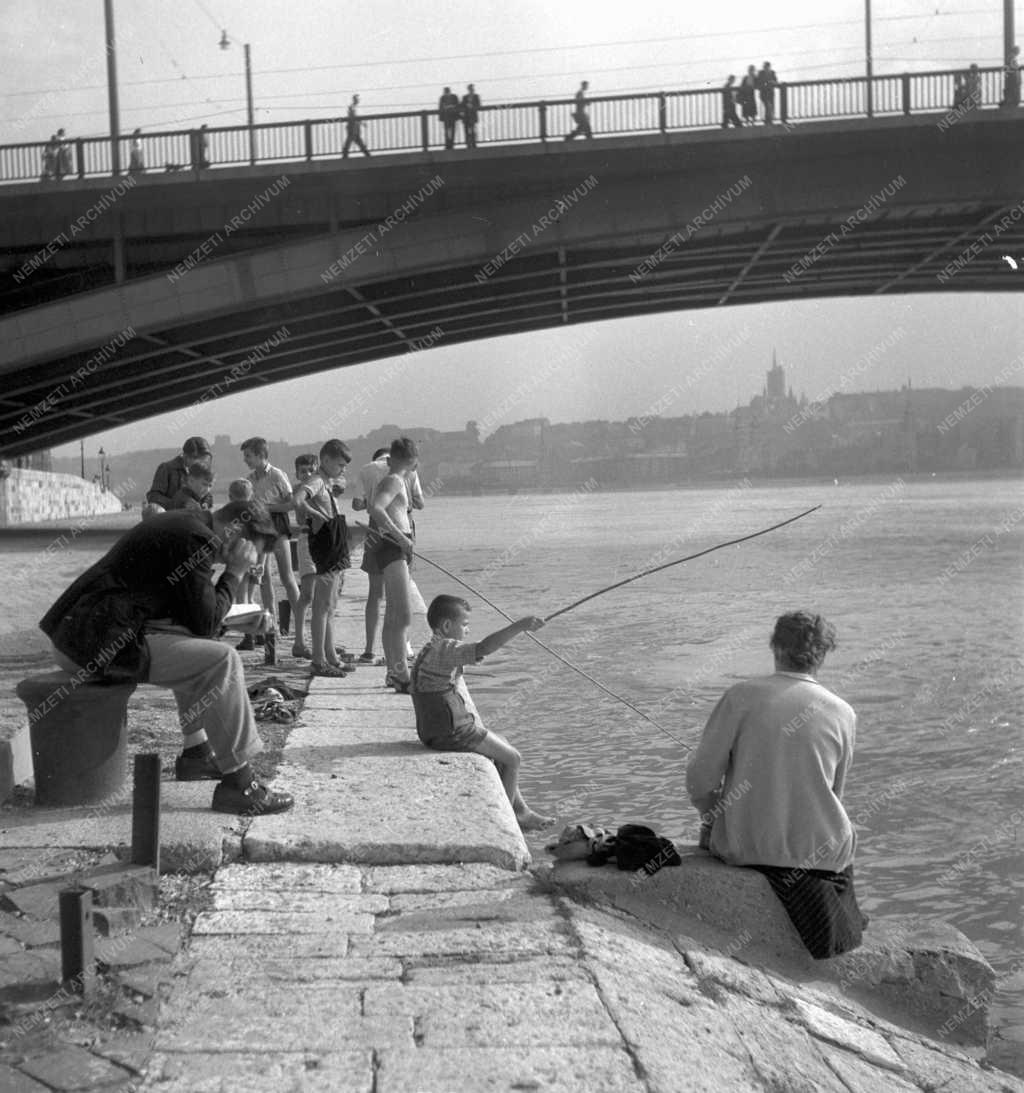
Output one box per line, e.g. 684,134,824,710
564,80,593,140
55,128,72,180
41,133,59,181
757,62,779,124
439,86,460,149
342,94,371,158
738,67,758,124
721,76,742,128
129,128,145,175
461,84,482,148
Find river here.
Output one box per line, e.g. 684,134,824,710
2,474,1021,1070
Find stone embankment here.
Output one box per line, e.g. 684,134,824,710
1,576,1021,1091
0,467,125,526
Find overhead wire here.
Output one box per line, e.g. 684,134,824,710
0,10,1001,100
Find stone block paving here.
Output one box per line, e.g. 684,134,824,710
0,847,179,1093
133,859,1024,1093
5,661,1024,1091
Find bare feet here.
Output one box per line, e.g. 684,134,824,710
516,809,557,832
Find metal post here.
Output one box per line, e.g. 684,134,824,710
304,120,313,162
59,888,95,995
901,72,911,116
245,44,256,165
1005,0,1018,106
130,753,161,872
539,102,548,144
420,111,430,152
865,0,873,117
79,439,85,479
658,92,667,133
104,0,121,176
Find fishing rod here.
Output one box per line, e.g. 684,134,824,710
351,519,687,747
544,504,822,623
408,545,690,748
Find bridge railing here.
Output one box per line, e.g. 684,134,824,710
2,65,1010,186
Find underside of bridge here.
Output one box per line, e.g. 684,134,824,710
1,115,1022,456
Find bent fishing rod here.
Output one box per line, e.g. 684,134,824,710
544,504,822,622
351,518,685,744
353,504,821,748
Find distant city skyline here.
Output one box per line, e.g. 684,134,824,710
50,293,1024,456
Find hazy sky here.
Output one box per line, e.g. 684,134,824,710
3,1,1020,453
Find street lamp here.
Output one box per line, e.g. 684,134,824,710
220,32,256,166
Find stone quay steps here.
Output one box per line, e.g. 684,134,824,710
141,671,1021,1093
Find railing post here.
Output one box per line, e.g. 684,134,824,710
539,102,547,144
901,72,911,116
304,120,313,162
76,138,86,180
658,92,667,133
780,84,788,125
420,111,430,153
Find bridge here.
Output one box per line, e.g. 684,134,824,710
1,68,1023,456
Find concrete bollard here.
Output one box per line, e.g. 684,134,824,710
16,671,136,806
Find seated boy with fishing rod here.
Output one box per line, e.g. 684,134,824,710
410,594,556,832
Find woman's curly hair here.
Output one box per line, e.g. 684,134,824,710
770,611,837,672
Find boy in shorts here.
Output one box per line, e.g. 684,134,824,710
291,439,354,677
291,454,319,658
410,594,555,831
242,436,300,633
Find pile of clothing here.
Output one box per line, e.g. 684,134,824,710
546,823,682,877
247,678,301,723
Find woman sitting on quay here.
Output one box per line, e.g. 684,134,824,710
686,610,867,958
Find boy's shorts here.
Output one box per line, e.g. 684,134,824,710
295,531,316,580
412,691,487,752
367,538,407,572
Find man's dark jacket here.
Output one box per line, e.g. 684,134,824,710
40,512,238,679
147,456,212,509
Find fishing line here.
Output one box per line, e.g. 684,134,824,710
544,504,822,622
407,545,690,748
351,520,687,746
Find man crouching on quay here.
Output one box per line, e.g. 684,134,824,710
39,501,294,816
686,611,866,958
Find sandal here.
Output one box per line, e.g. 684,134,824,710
291,644,313,659
311,663,350,677
326,660,356,674
357,652,376,664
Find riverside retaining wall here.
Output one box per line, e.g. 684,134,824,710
0,467,125,526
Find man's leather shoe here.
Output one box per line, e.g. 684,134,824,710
212,779,294,816
175,750,221,781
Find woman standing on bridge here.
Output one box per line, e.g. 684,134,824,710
738,66,758,124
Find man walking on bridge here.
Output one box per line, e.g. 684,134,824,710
342,95,371,158
565,80,593,140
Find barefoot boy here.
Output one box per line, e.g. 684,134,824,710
290,454,319,658
410,594,555,831
291,439,354,677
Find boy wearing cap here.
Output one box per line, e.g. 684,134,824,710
147,436,213,509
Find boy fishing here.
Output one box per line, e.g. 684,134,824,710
410,594,555,831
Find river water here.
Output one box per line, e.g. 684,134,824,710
2,474,1021,1069
404,475,1023,1069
